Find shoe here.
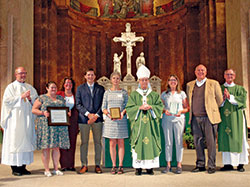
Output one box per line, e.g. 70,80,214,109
176,167,182,174
207,168,216,174
111,167,116,174
52,170,64,176
95,165,102,174
21,168,31,175
237,164,245,172
117,166,124,174
146,169,154,175
220,165,234,171
61,167,76,172
44,171,52,177
68,167,76,171
78,166,88,174
135,168,142,175
162,166,171,173
12,172,22,176
191,167,206,172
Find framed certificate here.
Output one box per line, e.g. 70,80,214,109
47,107,70,126
110,107,121,119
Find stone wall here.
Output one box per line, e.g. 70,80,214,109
0,0,33,109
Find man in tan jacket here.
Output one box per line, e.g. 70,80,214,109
186,64,223,174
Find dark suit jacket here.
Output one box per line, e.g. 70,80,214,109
76,82,105,124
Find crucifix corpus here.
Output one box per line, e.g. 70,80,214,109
113,23,144,81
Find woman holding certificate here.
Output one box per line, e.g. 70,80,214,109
32,81,70,177
102,72,128,175
161,75,189,174
57,77,78,172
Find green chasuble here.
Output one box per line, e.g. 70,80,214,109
218,84,247,153
126,90,164,160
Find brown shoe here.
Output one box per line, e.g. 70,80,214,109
95,165,102,174
78,166,88,174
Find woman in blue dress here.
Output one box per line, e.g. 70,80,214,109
102,72,128,174
32,81,70,177
161,75,189,174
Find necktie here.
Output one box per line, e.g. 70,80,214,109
90,85,93,97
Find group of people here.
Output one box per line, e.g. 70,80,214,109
0,64,248,177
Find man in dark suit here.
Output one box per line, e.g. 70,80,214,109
76,68,105,174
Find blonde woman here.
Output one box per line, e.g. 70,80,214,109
102,72,128,174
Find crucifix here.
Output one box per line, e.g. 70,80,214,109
113,23,144,81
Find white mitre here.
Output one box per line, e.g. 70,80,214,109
136,65,150,79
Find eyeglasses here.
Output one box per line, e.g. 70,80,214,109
169,79,177,82
225,73,234,76
17,72,27,75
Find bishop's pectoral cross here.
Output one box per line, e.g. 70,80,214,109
113,23,144,80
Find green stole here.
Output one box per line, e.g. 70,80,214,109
126,89,163,160
218,84,247,153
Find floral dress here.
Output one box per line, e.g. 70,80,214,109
36,94,70,150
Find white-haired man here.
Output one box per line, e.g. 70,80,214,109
126,65,163,175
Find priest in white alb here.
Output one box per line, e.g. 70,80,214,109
1,67,38,176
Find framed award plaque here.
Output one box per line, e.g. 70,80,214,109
110,107,121,119
47,107,70,126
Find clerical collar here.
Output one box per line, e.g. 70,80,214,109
196,77,207,87
224,82,235,87
15,80,25,84
136,87,152,97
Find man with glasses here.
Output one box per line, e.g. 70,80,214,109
1,67,38,176
186,64,223,174
218,69,249,172
126,65,163,175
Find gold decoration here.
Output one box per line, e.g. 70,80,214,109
154,0,172,15
142,115,149,123
143,137,149,144
225,127,231,135
78,0,100,16
224,109,231,117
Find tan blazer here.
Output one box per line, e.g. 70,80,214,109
186,78,223,124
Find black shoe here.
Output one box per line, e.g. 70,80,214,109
191,167,206,172
68,167,76,171
237,164,245,172
62,167,76,172
146,169,154,175
135,168,142,175
220,165,234,171
207,168,216,174
12,172,22,176
22,169,31,175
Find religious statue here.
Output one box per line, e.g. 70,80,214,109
113,0,123,13
136,52,145,70
114,1,127,19
113,23,144,81
113,52,124,74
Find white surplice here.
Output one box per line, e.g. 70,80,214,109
1,80,38,166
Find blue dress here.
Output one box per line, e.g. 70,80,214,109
36,94,70,150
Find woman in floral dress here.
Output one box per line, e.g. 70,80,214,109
32,81,70,177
